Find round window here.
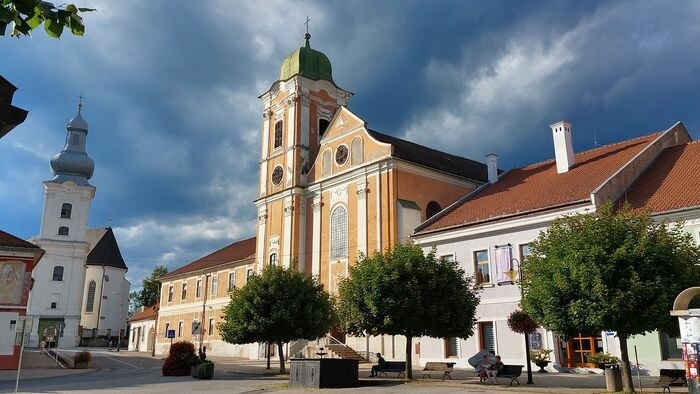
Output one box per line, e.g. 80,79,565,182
271,166,283,185
335,145,349,165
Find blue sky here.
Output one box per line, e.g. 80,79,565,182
2,0,699,289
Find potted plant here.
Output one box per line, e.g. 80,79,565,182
530,349,553,373
586,352,619,369
73,350,91,369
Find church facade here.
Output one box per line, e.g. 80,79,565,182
26,105,130,348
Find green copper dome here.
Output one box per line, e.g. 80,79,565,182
279,33,334,83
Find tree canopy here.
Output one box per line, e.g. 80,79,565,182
521,204,700,392
131,265,168,310
1,0,94,38
218,264,334,373
336,242,480,379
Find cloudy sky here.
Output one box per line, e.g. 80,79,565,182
2,0,699,289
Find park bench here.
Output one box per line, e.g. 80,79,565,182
421,362,456,380
655,369,687,393
496,364,523,385
377,361,407,378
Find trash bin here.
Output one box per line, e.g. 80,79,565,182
604,363,622,392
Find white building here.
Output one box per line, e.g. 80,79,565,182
128,304,158,353
412,121,696,374
26,103,129,348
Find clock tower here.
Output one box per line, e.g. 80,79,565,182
255,31,352,271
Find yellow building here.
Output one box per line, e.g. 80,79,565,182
155,32,491,358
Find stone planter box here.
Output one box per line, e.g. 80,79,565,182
191,362,214,379
290,358,358,388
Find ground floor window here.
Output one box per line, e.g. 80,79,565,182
445,337,459,357
479,322,495,353
563,333,603,367
660,332,682,360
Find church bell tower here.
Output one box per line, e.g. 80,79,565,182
255,29,352,271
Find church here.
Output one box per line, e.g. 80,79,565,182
155,31,491,357
25,104,130,348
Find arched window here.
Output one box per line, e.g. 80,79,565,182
274,121,283,149
52,266,64,281
319,119,330,137
269,252,278,266
330,206,348,259
86,281,96,312
58,226,69,236
60,203,72,219
351,137,363,165
322,149,332,176
426,201,442,220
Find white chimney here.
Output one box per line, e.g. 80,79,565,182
550,120,575,174
485,154,498,183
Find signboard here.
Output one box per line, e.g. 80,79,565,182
166,330,176,339
680,316,700,343
192,321,201,335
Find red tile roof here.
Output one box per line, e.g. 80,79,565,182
0,230,42,250
128,302,159,323
622,140,700,214
417,133,661,234
162,236,256,279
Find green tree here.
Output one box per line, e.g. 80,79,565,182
521,204,700,393
1,0,94,38
135,265,168,308
218,264,334,374
336,243,480,380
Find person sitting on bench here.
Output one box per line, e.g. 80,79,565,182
489,355,504,383
370,353,386,377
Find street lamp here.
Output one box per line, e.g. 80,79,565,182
112,292,125,352
513,257,534,385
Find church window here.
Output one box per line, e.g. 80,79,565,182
319,118,330,137
335,145,348,165
50,302,58,309
269,252,278,266
167,286,173,303
52,266,64,281
228,272,236,291
86,280,96,312
211,275,218,296
351,137,363,165
322,149,332,175
196,279,202,298
330,206,348,259
58,226,69,236
49,293,59,309
60,203,72,219
426,201,442,220
181,282,187,300
274,121,283,149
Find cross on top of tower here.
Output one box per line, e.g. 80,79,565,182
304,16,311,44
78,92,86,113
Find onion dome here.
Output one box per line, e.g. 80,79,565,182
49,102,94,186
279,32,334,83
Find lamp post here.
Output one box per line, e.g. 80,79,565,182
513,257,534,385
112,292,124,352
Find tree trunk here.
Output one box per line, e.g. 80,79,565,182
278,342,286,374
405,335,413,380
266,342,271,370
618,334,635,393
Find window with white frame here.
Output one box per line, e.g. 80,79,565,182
474,250,491,285
178,321,183,337
269,252,278,266
167,286,173,303
196,279,202,298
209,318,215,336
58,226,69,236
211,275,218,296
228,272,236,291
440,254,455,263
274,121,283,149
246,269,253,282
86,280,96,312
181,282,187,300
330,206,348,259
60,203,72,218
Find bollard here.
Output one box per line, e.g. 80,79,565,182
604,364,622,392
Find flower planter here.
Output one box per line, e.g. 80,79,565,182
535,360,549,373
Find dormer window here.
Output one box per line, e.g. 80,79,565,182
60,203,72,219
58,226,69,236
274,121,283,149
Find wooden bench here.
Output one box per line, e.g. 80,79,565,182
377,361,407,378
655,369,687,393
496,364,523,386
421,362,456,380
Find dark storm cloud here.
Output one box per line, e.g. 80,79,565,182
1,0,698,287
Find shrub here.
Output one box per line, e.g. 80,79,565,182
73,350,91,363
162,341,196,376
586,352,620,365
530,349,553,362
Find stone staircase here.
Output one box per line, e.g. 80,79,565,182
326,343,366,361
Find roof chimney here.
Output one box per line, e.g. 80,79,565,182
485,154,498,183
549,120,575,174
